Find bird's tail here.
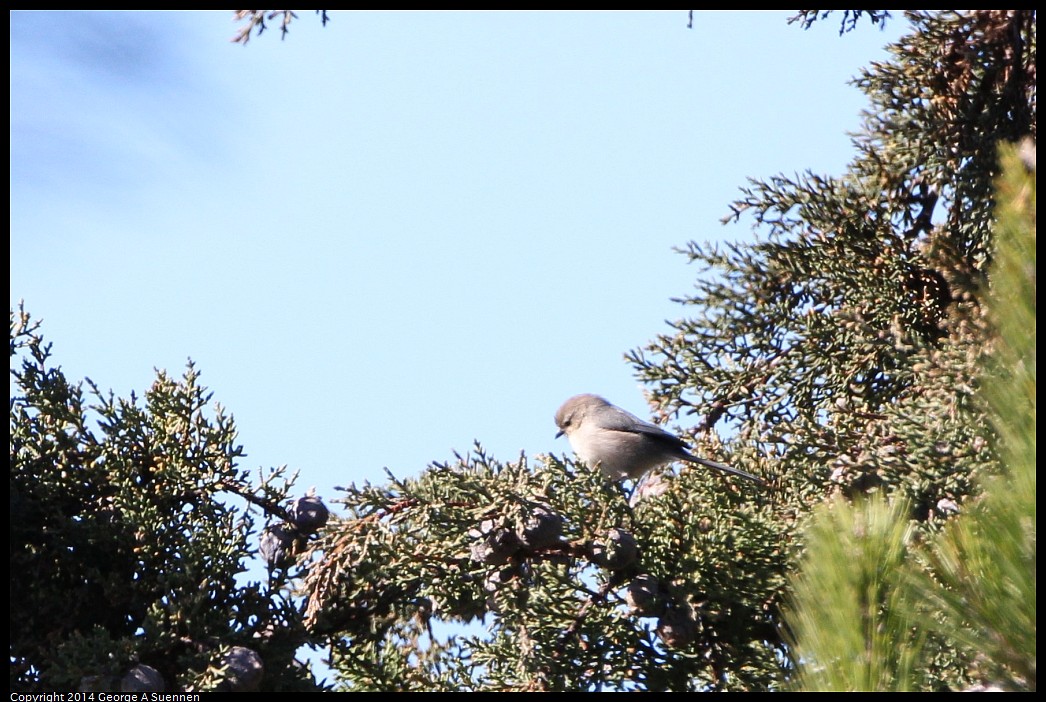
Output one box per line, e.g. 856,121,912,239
686,454,765,486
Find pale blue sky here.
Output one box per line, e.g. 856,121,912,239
11,11,907,503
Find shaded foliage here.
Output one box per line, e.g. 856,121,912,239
9,307,327,692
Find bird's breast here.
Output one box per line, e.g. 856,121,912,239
569,425,671,481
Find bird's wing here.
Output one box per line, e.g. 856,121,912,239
600,410,690,448
602,408,766,485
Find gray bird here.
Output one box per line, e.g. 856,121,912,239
554,394,764,485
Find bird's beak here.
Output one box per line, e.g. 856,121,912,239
555,430,564,439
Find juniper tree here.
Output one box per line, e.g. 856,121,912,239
784,140,1035,692
10,11,1035,693
9,306,329,692
295,11,1034,691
